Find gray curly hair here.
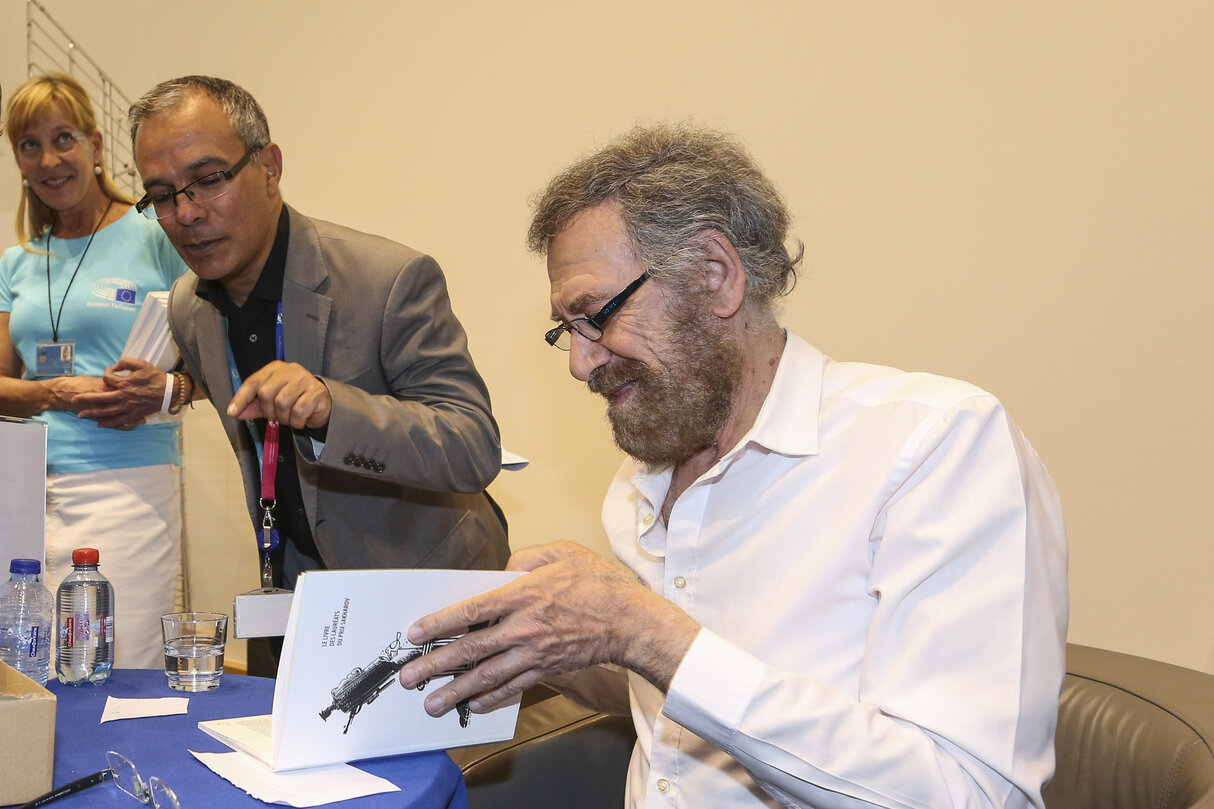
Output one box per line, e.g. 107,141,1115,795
527,123,802,308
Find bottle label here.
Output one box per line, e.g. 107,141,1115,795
63,612,94,648
26,625,40,658
59,609,111,648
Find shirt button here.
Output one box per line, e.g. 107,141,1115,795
642,513,655,526
657,778,670,793
673,576,687,589
248,334,258,342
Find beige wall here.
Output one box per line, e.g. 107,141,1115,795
3,2,1211,674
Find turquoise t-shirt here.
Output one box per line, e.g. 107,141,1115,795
0,207,190,473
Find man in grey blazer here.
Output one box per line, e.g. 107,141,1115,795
128,75,508,591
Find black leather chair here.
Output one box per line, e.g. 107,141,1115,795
448,686,633,809
452,645,1214,809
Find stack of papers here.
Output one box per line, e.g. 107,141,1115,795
121,291,179,370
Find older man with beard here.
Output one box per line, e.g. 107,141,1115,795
400,124,1069,809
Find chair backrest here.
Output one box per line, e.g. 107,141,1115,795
1045,644,1214,809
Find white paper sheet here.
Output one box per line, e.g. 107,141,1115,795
501,447,530,470
189,750,399,807
101,695,189,723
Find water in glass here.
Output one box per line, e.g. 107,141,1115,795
163,635,224,691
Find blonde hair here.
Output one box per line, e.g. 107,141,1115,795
5,72,133,251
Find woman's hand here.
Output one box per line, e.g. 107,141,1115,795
42,375,107,413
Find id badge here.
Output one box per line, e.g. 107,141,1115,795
35,340,76,377
233,587,295,638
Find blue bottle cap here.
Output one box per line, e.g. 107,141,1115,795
9,558,41,575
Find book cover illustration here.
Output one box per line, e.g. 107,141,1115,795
203,568,521,772
319,632,473,733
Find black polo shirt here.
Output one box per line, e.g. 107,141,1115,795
195,207,322,570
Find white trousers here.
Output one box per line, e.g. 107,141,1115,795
45,465,182,670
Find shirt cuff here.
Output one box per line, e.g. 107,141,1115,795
662,627,766,749
297,423,328,460
300,422,329,443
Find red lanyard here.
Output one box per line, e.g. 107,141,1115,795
227,303,285,589
258,419,281,587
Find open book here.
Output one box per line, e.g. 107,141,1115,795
199,568,522,772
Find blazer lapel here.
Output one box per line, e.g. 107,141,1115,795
281,206,332,373
278,207,331,533
194,298,236,410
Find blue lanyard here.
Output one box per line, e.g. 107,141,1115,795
226,303,285,425
226,302,284,587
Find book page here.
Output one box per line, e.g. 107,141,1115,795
198,714,274,764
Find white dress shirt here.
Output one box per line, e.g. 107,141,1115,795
603,332,1069,809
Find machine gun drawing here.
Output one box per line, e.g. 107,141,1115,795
319,633,472,734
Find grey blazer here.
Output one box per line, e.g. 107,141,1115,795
168,205,508,572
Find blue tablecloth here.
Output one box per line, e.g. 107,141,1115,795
12,668,467,808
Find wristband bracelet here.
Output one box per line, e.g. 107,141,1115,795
159,373,175,415
168,372,190,416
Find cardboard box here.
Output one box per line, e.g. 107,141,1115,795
0,661,56,804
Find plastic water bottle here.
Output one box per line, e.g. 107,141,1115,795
56,547,115,686
0,559,53,685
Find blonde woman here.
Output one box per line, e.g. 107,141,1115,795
0,73,191,670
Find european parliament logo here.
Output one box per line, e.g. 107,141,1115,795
89,277,139,307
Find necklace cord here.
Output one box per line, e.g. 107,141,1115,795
45,198,116,343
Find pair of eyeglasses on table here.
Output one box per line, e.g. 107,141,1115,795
19,750,178,809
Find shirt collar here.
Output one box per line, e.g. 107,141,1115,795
628,330,823,501
728,329,822,460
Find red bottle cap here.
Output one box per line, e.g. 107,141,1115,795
72,547,100,565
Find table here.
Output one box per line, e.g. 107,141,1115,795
14,668,468,808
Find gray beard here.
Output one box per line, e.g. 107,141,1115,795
589,306,742,467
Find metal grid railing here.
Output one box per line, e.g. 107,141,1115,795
25,0,140,199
